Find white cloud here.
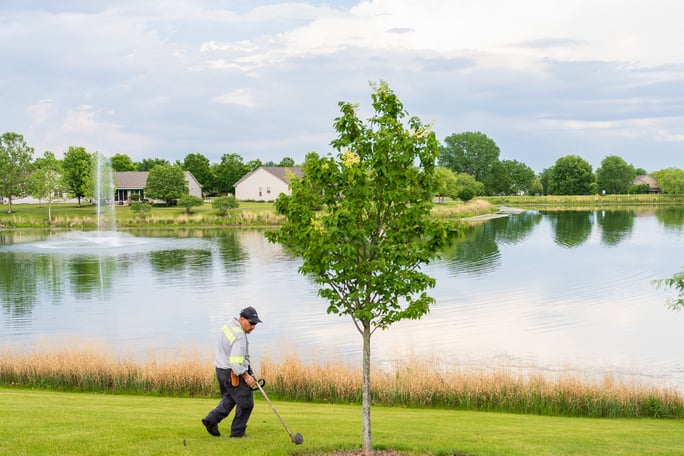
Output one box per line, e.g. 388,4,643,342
212,88,256,108
1,1,683,171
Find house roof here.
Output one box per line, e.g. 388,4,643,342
235,166,303,186
633,174,660,189
113,171,148,189
112,171,202,189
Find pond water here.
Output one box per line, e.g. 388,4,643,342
1,207,683,390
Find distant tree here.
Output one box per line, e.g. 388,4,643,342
246,159,263,172
110,153,137,171
29,151,63,222
182,153,213,195
635,167,647,176
529,178,544,196
439,131,500,194
145,165,188,204
278,156,295,167
652,168,684,194
595,155,635,194
214,153,249,194
548,155,594,195
539,167,553,195
178,194,204,214
454,172,484,202
434,166,459,202
137,157,170,171
62,146,92,207
489,159,535,195
0,132,35,213
266,81,457,453
213,195,239,215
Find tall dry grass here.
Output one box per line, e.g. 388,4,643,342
0,347,215,397
2,348,682,418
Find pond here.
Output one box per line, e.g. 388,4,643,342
1,207,683,390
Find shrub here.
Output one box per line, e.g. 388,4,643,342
213,196,239,216
177,195,203,214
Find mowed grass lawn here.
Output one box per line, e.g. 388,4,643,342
1,388,682,456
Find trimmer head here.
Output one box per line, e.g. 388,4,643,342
291,432,304,445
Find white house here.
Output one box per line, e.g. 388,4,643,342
234,166,303,202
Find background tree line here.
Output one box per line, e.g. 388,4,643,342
2,130,683,214
438,131,683,199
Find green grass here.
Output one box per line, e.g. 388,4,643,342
1,387,682,455
484,193,684,209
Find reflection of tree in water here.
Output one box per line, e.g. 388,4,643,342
596,209,635,247
67,255,117,297
212,230,248,276
149,249,213,274
656,207,684,232
441,212,541,277
0,252,39,321
547,211,593,248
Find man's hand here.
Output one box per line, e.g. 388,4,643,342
243,372,257,389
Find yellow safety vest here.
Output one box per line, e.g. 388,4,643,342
222,323,246,365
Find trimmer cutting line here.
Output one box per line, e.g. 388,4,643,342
251,374,304,445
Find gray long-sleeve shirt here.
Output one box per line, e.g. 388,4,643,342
214,317,250,375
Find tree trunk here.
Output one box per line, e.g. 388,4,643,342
362,320,372,454
6,196,13,214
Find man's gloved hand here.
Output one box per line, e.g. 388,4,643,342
250,377,266,390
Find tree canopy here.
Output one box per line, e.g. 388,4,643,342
266,81,458,452
0,132,34,213
62,146,92,207
595,155,635,194
439,131,500,194
144,165,188,204
548,155,595,195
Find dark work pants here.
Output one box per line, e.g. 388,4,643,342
204,368,254,437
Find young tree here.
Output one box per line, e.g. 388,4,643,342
30,151,63,222
62,146,92,207
212,195,239,215
177,194,203,213
266,81,458,453
144,165,188,204
0,132,35,213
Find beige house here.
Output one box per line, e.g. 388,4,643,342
234,166,303,202
113,171,202,204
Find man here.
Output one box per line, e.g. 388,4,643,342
202,306,262,438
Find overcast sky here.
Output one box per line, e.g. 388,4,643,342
2,0,682,173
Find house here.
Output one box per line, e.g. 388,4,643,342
113,171,203,204
233,166,303,202
632,175,661,194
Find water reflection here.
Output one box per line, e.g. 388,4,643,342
596,210,634,246
441,211,542,276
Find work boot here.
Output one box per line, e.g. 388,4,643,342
201,418,220,437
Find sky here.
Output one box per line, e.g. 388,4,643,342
1,0,683,174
